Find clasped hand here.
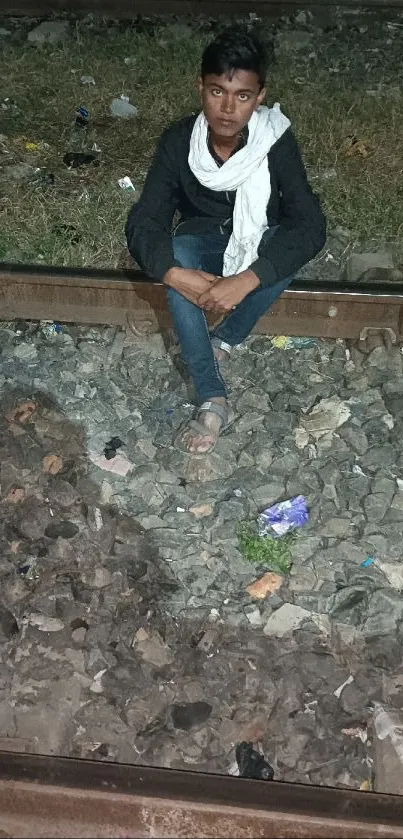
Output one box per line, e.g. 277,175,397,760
164,267,259,313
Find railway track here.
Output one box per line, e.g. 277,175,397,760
1,263,403,342
1,750,403,838
4,0,403,17
1,263,403,835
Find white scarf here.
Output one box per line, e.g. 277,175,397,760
188,104,290,276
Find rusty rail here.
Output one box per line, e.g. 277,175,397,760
1,263,403,341
5,0,403,16
0,751,403,838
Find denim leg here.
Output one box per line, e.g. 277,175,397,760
212,275,293,348
166,233,227,404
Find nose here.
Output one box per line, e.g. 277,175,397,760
221,95,235,114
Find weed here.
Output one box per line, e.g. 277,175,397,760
237,520,295,575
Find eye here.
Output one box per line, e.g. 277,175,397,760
211,88,223,97
239,93,250,101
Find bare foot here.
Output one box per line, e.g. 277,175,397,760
180,397,228,454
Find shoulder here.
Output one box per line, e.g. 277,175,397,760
160,113,198,149
268,126,300,157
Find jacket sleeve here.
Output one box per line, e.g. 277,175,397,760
249,129,326,287
125,126,180,281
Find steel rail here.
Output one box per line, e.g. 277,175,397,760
0,750,403,838
5,0,403,16
1,262,402,341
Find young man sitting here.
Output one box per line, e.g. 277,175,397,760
125,26,326,456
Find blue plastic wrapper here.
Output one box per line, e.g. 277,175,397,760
258,495,309,538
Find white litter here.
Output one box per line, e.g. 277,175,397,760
334,674,354,699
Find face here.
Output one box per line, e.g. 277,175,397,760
199,69,266,140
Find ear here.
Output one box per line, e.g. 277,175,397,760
257,87,267,107
198,77,204,98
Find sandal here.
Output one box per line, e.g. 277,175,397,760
174,400,235,457
211,337,232,365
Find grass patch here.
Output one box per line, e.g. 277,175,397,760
237,520,295,575
0,16,403,267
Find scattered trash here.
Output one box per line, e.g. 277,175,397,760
90,450,132,476
103,436,124,460
238,520,294,574
118,175,135,192
341,136,372,158
17,558,38,580
246,571,283,600
75,105,89,128
321,167,337,180
334,674,354,699
29,613,64,632
6,487,26,503
271,336,318,350
258,495,309,538
25,141,39,152
63,152,99,169
352,464,368,477
92,142,102,153
373,703,403,763
110,95,138,119
382,413,394,430
41,321,62,337
80,75,95,85
6,401,37,424
235,742,274,781
300,397,351,440
43,454,63,475
30,169,55,189
361,556,375,568
360,779,372,792
342,725,368,743
294,427,309,449
189,503,213,518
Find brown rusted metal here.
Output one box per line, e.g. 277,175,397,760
1,263,403,340
5,0,403,17
0,751,403,838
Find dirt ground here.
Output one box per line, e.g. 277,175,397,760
0,9,403,271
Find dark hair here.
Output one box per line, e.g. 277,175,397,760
201,26,271,90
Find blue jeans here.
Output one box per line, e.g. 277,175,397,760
166,228,292,404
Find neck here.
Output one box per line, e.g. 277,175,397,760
210,129,240,161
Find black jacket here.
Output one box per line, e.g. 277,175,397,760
125,114,326,287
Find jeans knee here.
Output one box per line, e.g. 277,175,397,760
172,235,200,269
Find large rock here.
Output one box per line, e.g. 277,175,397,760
27,21,69,45
263,604,312,637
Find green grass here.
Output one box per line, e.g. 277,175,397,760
0,16,402,268
237,520,295,574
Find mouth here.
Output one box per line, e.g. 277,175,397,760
217,119,236,127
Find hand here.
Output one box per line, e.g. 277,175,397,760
163,267,218,305
198,270,260,314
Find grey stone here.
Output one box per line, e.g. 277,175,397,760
277,29,313,51
327,587,369,625
364,494,392,523
346,250,394,283
13,342,38,360
244,604,263,628
0,606,19,638
360,445,396,473
263,604,312,637
338,425,369,455
27,20,69,44
45,520,79,539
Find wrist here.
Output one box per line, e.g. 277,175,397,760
241,269,260,292
163,266,182,287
